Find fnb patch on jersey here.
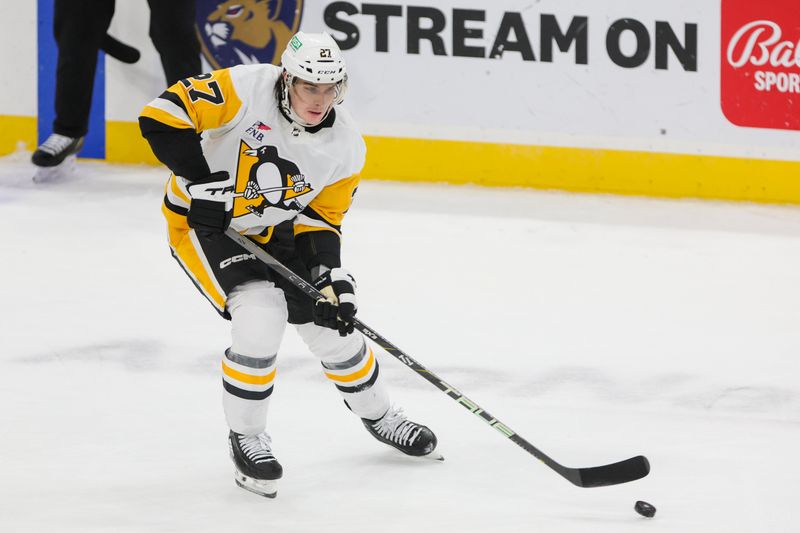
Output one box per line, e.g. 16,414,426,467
245,121,271,142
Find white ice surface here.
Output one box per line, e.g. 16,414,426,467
1,154,799,532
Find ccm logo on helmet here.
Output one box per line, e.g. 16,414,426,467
220,253,256,269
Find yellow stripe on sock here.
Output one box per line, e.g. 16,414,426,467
222,361,276,386
325,350,375,383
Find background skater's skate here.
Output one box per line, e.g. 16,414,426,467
228,431,283,498
31,133,84,183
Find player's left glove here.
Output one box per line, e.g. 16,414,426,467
312,268,357,336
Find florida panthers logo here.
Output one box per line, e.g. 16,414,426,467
233,140,312,218
196,0,304,68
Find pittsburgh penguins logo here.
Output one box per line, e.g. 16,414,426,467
233,140,312,218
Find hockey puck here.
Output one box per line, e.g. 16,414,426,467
634,500,656,518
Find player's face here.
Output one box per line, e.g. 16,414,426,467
289,79,338,126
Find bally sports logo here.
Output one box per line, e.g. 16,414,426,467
721,0,799,130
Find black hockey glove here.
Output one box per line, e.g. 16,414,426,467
312,268,358,336
186,171,233,236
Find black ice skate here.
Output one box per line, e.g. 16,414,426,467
362,406,440,459
228,430,283,498
31,133,84,182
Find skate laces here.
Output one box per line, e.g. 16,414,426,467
38,134,75,156
237,432,276,464
372,406,422,446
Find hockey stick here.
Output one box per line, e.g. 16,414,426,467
232,185,303,198
224,229,650,488
101,34,141,64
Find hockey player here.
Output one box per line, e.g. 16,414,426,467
138,32,438,498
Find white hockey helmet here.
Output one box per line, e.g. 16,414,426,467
279,32,349,126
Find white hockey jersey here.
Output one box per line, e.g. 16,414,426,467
140,64,366,244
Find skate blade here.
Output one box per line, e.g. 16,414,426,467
422,450,445,462
234,471,278,498
394,449,444,462
32,155,77,183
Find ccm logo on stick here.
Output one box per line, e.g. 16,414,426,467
220,253,255,269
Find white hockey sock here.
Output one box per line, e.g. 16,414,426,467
295,323,390,420
224,280,287,435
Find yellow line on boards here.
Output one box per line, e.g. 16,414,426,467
362,135,800,204
2,117,798,204
0,115,37,154
106,120,160,165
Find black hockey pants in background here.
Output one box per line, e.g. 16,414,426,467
52,0,200,138
147,0,202,88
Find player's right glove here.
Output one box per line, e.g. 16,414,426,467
312,267,358,336
186,171,233,235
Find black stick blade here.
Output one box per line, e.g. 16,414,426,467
574,455,650,488
102,34,141,64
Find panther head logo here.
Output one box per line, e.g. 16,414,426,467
196,0,304,68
